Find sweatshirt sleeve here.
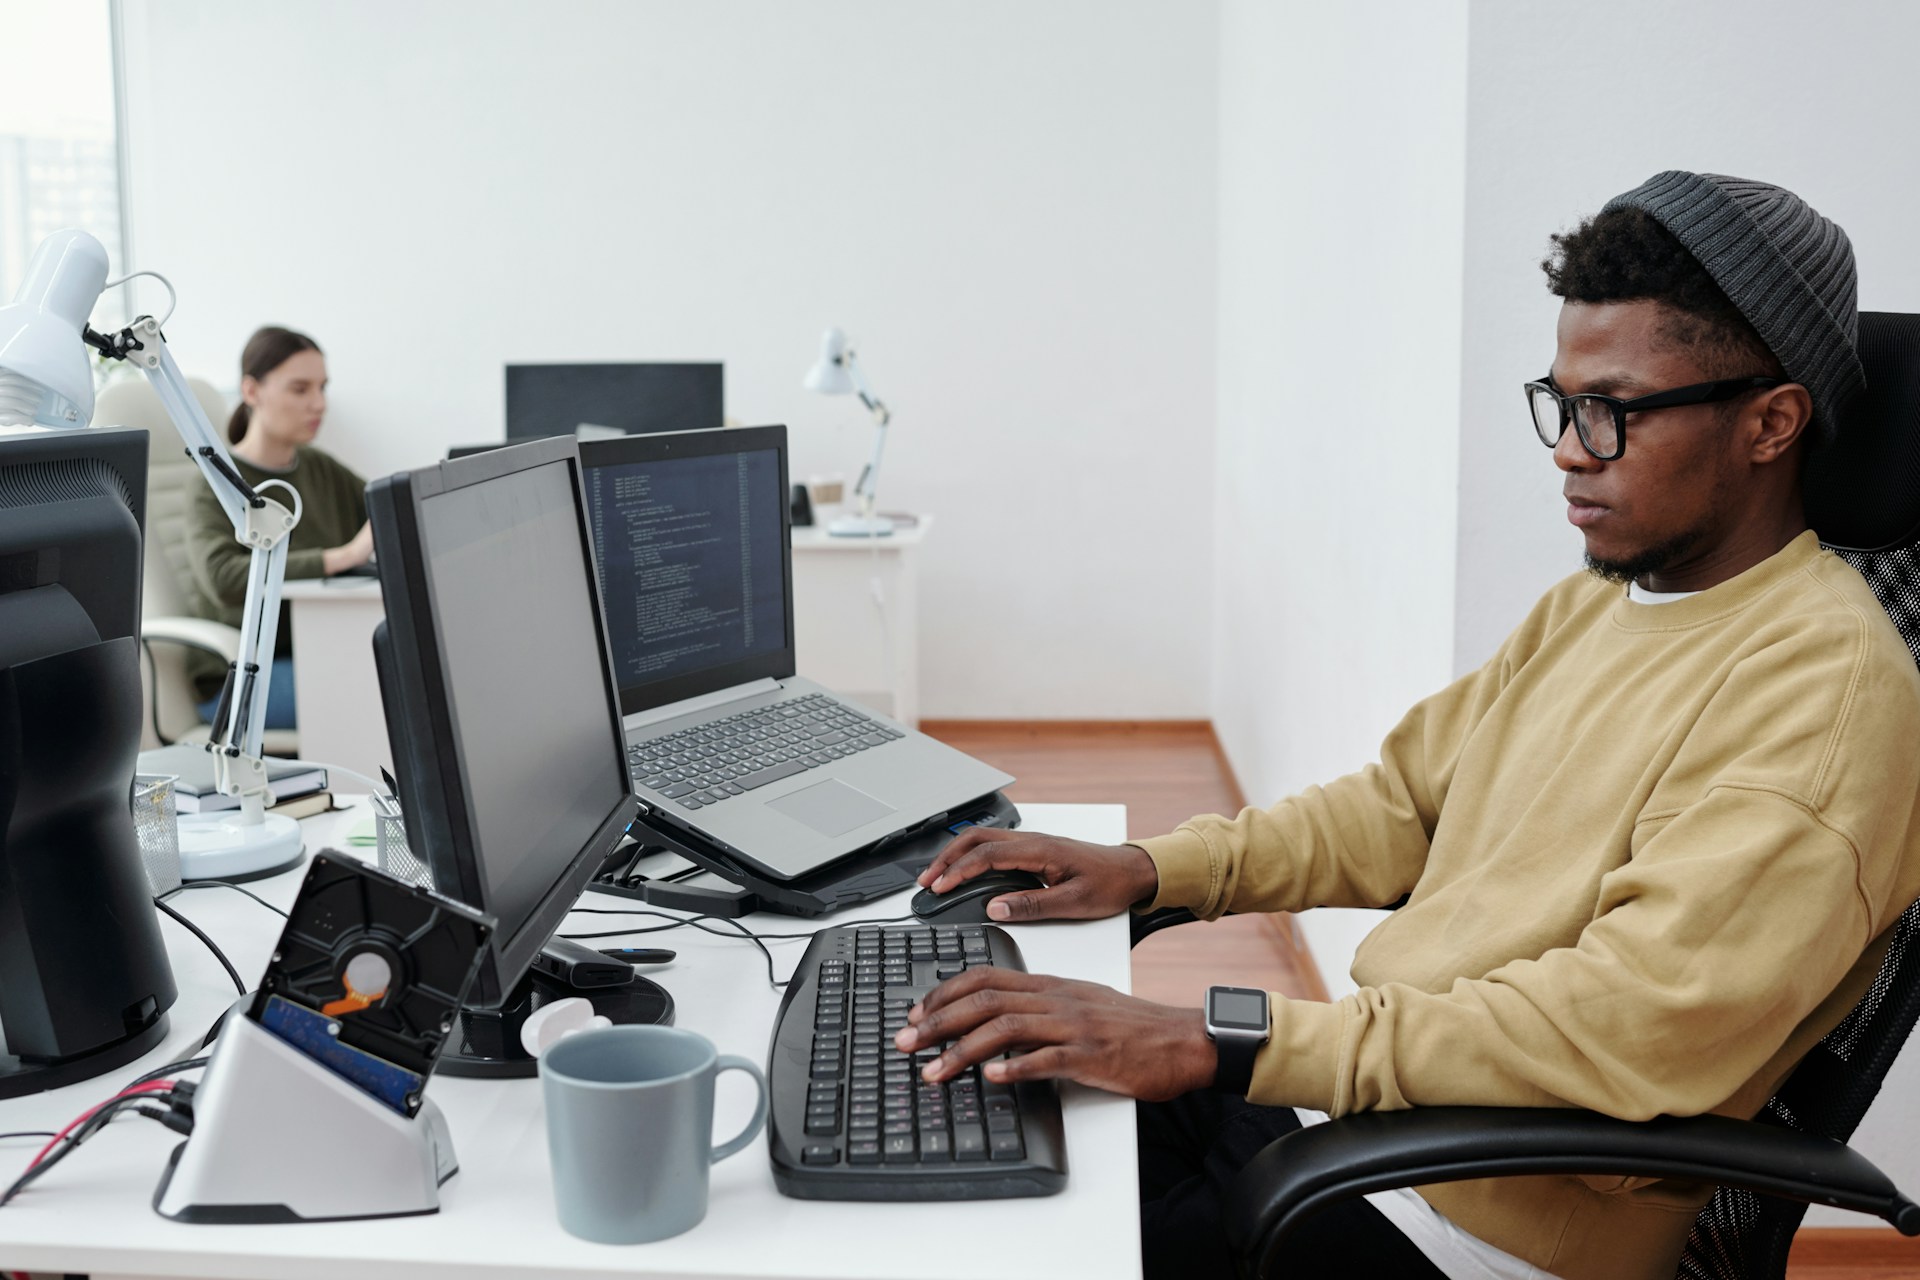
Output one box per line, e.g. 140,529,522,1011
184,480,252,606
1244,786,1874,1117
1132,645,1514,918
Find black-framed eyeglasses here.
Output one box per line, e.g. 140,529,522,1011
1524,375,1785,460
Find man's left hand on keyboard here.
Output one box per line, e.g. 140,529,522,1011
895,966,1217,1102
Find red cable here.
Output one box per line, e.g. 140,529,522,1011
23,1079,176,1173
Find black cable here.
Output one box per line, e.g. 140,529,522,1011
126,1055,209,1090
160,879,289,918
567,907,920,938
558,908,924,988
152,897,246,995
0,1133,54,1143
0,1092,174,1207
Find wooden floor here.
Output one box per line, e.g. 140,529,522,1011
919,719,1918,1279
922,719,1324,1008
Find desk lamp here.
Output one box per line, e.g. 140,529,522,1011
804,327,894,537
0,229,302,880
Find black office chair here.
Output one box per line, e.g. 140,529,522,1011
1199,312,1920,1279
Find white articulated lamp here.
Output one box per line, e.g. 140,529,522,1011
0,228,303,880
804,327,895,537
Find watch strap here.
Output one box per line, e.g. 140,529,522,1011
1212,1033,1259,1096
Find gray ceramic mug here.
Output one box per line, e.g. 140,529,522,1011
539,1025,769,1244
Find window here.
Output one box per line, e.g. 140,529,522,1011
0,2,124,323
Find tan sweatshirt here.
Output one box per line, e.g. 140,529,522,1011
1134,531,1920,1280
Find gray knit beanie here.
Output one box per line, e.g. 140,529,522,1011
1602,171,1864,443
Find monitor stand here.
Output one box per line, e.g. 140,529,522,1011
437,937,674,1079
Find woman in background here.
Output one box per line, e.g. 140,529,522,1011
182,325,373,730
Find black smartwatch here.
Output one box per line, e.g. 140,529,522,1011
1205,985,1272,1096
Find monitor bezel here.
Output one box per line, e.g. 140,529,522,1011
577,425,795,718
369,435,636,1009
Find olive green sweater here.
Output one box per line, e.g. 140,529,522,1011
180,445,367,692
1135,531,1920,1280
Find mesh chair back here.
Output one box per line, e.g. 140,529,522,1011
1679,312,1920,1279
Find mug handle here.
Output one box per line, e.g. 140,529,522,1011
710,1054,770,1163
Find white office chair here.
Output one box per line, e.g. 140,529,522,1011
94,375,299,754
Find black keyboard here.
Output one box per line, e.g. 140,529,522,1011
767,922,1068,1200
626,692,904,811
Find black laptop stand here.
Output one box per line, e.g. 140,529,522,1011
593,792,1020,918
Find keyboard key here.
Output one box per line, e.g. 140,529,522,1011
659,782,694,797
848,1140,881,1165
990,1131,1025,1161
803,1143,838,1165
738,759,807,791
884,1134,917,1162
953,1123,987,1160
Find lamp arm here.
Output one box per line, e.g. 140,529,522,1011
842,351,891,509
95,317,297,806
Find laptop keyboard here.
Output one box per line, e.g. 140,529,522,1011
627,692,905,810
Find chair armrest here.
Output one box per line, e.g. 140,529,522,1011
142,615,242,663
1131,906,1198,947
1224,1106,1920,1277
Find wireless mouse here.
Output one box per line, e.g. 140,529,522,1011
909,869,1047,924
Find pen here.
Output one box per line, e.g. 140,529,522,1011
598,948,676,966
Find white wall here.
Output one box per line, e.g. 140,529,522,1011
1454,0,1920,1224
1210,0,1467,807
1454,0,1920,673
116,0,1219,719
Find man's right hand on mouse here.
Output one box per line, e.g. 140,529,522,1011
916,828,1159,922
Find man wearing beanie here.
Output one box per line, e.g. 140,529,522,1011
893,172,1920,1279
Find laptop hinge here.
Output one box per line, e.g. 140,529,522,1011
624,678,783,733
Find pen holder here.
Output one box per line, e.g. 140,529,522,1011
373,793,432,889
132,773,182,896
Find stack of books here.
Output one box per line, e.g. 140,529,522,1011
136,744,332,819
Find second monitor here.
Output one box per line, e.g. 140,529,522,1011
368,435,672,1077
505,362,723,440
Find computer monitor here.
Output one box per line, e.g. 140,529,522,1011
0,426,177,1098
504,362,723,440
368,436,667,1076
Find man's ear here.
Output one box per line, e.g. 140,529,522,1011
1749,383,1814,465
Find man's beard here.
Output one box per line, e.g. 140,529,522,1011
1584,524,1708,586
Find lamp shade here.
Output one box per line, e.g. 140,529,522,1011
803,327,855,395
0,229,108,428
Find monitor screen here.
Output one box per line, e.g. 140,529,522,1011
370,437,634,1007
505,363,723,440
578,427,794,715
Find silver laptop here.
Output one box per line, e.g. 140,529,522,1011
578,427,1012,882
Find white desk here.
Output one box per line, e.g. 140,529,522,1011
790,519,929,727
0,802,1138,1280
279,577,389,785
279,523,931,789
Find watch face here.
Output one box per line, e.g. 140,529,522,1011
1208,987,1268,1032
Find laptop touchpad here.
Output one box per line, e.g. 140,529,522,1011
769,779,895,837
